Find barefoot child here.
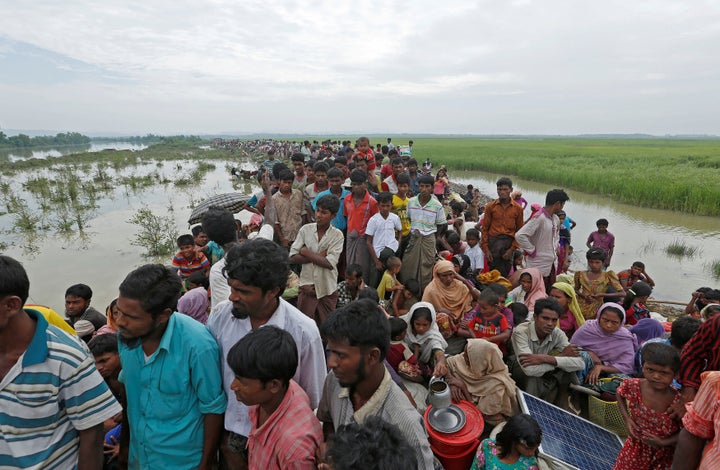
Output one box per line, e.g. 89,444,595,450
377,256,404,312
458,289,511,355
614,342,681,470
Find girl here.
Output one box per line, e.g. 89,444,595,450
507,268,546,313
613,343,682,470
574,247,625,319
433,167,449,203
549,282,585,339
400,302,448,380
471,414,541,470
622,281,653,326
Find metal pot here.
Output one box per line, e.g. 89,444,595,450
428,376,452,409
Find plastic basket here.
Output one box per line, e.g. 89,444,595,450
588,379,627,437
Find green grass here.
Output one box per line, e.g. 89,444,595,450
665,239,701,258
710,260,720,279
403,137,720,216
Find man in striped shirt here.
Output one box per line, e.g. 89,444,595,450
0,256,122,469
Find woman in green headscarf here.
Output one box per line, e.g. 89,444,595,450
549,282,585,339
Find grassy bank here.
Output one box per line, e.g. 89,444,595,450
405,137,720,216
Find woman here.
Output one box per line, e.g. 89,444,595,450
572,303,638,385
574,247,625,319
507,268,546,313
94,298,119,337
444,339,519,425
422,260,481,353
548,282,585,339
433,167,449,203
400,302,448,378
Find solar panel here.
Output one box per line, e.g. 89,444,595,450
518,391,624,470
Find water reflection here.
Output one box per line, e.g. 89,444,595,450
0,142,147,162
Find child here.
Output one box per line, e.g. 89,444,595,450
614,343,681,470
458,289,511,355
586,218,615,268
618,261,655,290
391,278,420,316
387,317,413,373
486,283,514,329
171,234,210,287
622,281,653,326
574,247,625,319
272,169,307,249
291,152,307,190
507,268,546,313
365,192,401,288
509,302,530,326
471,414,541,470
377,256,404,312
465,228,485,275
177,271,210,324
227,326,323,469
87,334,123,464
392,173,411,258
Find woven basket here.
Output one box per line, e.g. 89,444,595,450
588,378,627,437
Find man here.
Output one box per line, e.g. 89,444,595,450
261,147,278,174
301,140,312,159
381,157,406,194
273,169,306,249
290,194,344,326
515,188,570,292
291,152,308,190
207,239,326,470
0,256,121,469
65,283,107,331
510,297,584,408
386,137,395,151
480,177,524,277
671,371,720,470
318,299,435,469
618,261,656,289
400,174,447,290
406,158,420,196
116,264,227,469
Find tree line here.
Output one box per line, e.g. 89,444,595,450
0,132,91,148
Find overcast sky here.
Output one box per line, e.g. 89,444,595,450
1,0,719,135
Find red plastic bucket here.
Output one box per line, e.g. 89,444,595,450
432,439,479,470
424,400,484,455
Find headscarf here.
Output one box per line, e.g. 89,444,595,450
422,260,473,321
94,299,119,337
177,286,209,324
556,273,574,285
519,268,546,313
551,282,585,327
630,318,665,346
446,339,519,416
572,302,638,375
400,302,447,364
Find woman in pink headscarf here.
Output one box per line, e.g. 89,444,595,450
507,268,546,313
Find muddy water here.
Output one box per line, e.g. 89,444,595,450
0,142,147,161
453,170,720,303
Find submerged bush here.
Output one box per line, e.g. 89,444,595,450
127,208,178,257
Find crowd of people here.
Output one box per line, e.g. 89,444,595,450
2,136,720,470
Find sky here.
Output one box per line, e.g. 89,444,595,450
1,0,719,136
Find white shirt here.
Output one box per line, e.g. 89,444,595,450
207,298,327,437
515,210,560,277
365,212,401,256
464,243,485,272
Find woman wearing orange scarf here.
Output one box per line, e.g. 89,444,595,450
422,260,481,354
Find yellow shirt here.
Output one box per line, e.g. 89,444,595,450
24,304,77,335
392,194,411,236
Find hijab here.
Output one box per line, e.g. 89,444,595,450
519,268,546,313
572,302,638,375
400,302,448,363
630,318,665,346
446,339,518,416
551,282,585,328
177,286,209,324
422,260,473,320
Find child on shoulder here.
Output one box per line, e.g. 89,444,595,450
614,343,681,470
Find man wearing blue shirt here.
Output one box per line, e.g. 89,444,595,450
116,264,227,470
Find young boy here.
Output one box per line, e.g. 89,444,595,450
290,194,344,326
392,173,411,258
391,278,421,317
272,169,307,249
305,161,329,206
193,225,224,265
586,218,615,268
171,234,210,284
386,317,413,373
465,228,485,275
618,261,656,290
458,289,511,355
345,169,379,283
227,326,323,470
291,153,307,190
366,192,402,288
377,256,404,310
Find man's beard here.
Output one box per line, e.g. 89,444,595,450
231,306,249,319
337,359,367,389
118,321,159,349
